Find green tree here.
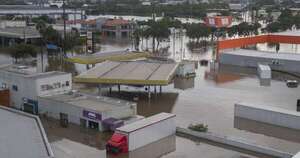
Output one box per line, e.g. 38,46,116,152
146,19,171,52
9,44,37,63
186,23,210,42
265,22,282,33
278,9,294,30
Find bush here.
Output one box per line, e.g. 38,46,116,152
188,123,208,132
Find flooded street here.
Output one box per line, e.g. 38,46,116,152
42,118,262,158
1,33,300,157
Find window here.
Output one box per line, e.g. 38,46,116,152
1,83,7,89
66,81,70,87
12,85,18,91
53,82,61,88
41,85,47,91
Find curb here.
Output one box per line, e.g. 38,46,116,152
176,127,293,158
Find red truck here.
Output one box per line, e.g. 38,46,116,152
106,113,176,155
106,133,128,154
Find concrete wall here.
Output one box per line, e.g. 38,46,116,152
38,97,82,125
176,127,293,158
235,102,300,130
220,53,300,73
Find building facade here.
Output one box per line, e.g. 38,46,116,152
0,65,72,114
38,93,137,131
102,19,135,39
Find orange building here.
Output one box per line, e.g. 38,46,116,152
204,16,233,28
216,31,300,60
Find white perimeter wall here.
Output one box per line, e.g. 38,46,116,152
117,117,176,151
235,102,300,130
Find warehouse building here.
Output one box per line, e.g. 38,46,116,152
0,106,54,158
0,64,72,114
38,92,137,131
220,49,300,73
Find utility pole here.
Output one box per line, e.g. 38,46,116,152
152,2,156,54
63,0,66,57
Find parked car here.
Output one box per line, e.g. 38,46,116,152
286,80,298,88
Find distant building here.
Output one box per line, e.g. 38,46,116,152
229,0,248,11
102,19,135,38
204,16,233,28
0,26,41,46
0,65,72,114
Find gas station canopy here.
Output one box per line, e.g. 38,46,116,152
74,61,179,86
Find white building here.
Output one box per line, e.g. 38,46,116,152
38,92,137,131
0,65,72,114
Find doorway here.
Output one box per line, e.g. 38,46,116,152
88,121,99,130
60,113,69,128
23,103,34,114
80,118,87,128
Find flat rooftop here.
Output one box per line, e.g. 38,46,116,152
117,113,175,133
66,50,150,64
222,49,300,62
75,61,179,85
0,27,41,39
0,106,53,158
0,64,69,79
40,92,136,112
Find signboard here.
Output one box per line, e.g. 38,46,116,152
83,110,102,121
86,31,94,53
87,32,93,40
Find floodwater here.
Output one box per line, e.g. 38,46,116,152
2,31,300,157
41,117,262,158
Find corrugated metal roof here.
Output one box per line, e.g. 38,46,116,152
74,61,179,86
116,113,175,133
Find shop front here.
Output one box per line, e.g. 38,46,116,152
82,110,102,131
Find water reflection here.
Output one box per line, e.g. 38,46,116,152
259,79,271,87
234,117,300,143
174,77,195,90
205,71,242,85
104,91,178,118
